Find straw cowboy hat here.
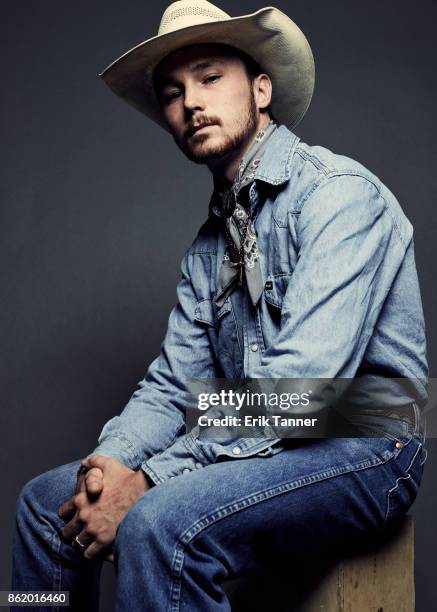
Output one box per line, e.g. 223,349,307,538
100,0,315,132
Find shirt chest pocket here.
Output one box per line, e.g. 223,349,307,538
263,272,293,321
194,297,243,378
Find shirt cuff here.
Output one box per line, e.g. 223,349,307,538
88,433,143,470
142,430,285,485
141,434,206,484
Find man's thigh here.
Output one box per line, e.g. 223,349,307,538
115,435,421,573
18,460,82,525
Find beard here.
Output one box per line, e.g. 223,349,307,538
172,88,259,165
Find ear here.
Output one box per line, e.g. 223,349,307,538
252,73,272,112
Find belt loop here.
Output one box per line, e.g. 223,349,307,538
412,401,424,438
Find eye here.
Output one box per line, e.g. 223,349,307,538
203,74,221,84
162,90,182,105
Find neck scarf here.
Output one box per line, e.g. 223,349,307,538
214,121,277,308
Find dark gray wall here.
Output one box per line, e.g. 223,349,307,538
1,1,436,610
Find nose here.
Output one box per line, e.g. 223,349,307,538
183,82,205,115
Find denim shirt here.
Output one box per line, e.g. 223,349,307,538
91,126,428,484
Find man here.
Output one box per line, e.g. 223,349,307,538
12,2,428,610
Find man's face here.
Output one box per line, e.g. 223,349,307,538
153,45,262,165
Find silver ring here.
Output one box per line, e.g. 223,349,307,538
73,535,87,550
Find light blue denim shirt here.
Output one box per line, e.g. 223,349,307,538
91,126,428,484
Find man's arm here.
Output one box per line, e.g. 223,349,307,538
87,245,221,470
251,174,412,378
57,242,220,558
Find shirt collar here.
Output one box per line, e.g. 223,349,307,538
208,125,300,218
253,125,300,185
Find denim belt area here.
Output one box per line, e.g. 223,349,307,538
344,401,426,440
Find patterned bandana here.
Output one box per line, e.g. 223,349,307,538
214,121,278,308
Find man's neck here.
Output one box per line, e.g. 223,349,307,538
208,114,271,186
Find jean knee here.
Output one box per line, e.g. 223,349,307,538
16,473,48,518
115,499,153,552
16,461,79,522
115,490,179,558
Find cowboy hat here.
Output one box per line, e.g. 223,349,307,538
99,0,315,132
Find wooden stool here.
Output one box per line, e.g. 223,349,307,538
224,515,414,612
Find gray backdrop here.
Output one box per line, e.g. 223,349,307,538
1,1,436,610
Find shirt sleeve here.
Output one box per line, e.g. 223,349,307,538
89,247,221,470
252,174,412,379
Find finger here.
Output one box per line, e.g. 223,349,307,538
83,539,109,561
70,529,94,554
85,468,104,495
76,475,87,493
59,489,86,520
60,516,84,544
81,455,109,470
58,498,76,522
75,467,89,495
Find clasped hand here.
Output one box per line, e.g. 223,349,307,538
58,456,150,561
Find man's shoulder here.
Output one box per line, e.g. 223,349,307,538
277,130,413,245
292,135,388,194
268,125,393,196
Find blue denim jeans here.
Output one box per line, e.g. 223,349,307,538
12,419,426,612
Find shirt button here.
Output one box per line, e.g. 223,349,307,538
195,462,203,469
232,446,242,455
251,343,259,352
182,468,191,474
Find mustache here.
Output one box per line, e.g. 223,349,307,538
185,116,221,138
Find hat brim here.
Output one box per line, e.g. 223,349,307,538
99,7,315,132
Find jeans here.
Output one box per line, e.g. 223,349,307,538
12,415,426,612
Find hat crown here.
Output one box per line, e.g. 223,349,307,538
158,0,230,35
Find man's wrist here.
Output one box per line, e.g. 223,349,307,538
136,468,154,491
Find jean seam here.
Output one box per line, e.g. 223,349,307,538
38,514,63,611
413,402,420,436
167,446,398,611
50,530,62,592
169,546,185,612
419,447,428,466
383,441,423,525
52,531,63,612
412,401,427,442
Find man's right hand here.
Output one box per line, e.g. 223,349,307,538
58,464,116,561
80,466,105,496
59,456,150,561
58,466,104,522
